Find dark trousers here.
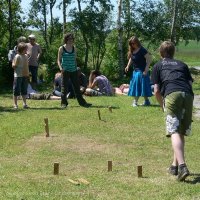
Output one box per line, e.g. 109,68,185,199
61,71,86,105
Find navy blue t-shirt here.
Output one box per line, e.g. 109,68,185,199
131,46,148,72
152,58,193,97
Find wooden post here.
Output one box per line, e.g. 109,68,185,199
108,106,112,113
137,165,142,178
98,110,101,120
108,161,112,172
44,118,49,137
54,162,59,175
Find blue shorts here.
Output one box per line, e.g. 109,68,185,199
29,65,38,83
13,77,28,96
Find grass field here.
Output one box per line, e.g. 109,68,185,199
0,73,200,199
0,43,200,199
175,40,200,67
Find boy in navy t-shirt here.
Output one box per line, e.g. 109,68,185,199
152,41,193,181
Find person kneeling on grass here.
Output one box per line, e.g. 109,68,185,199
152,41,194,182
85,70,113,96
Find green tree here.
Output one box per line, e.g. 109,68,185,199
70,0,113,70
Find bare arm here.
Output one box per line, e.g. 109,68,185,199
37,45,42,60
90,80,97,89
74,46,78,68
143,53,152,75
154,84,164,112
12,55,19,70
57,47,64,72
125,58,133,73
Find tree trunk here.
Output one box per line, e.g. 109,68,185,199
125,0,131,40
7,0,13,49
42,0,48,47
49,0,56,44
117,0,124,79
63,0,67,35
170,0,178,44
77,0,89,70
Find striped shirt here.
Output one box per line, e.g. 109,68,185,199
61,46,77,72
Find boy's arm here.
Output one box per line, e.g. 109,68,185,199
154,84,164,112
12,55,19,69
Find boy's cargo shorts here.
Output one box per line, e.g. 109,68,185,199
164,91,193,137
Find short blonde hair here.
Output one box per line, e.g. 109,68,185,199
159,41,175,59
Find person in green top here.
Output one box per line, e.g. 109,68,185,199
57,33,91,108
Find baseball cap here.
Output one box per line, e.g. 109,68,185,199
28,34,36,39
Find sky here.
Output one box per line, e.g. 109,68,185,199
21,0,117,23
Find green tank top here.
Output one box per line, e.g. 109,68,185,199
61,46,77,72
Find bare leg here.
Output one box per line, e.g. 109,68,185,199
13,95,18,106
22,95,27,106
134,96,139,102
172,152,178,166
171,133,185,165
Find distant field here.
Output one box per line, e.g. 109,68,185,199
175,40,200,67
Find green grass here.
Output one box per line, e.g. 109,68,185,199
175,40,200,67
0,74,200,199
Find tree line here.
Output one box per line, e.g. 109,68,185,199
0,0,199,85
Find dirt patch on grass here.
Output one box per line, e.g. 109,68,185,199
23,134,131,156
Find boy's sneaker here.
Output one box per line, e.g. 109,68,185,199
168,165,178,176
23,105,29,109
143,99,151,106
13,105,18,109
177,166,190,181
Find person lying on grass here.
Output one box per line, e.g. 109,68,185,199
152,41,194,182
85,70,113,96
114,84,130,95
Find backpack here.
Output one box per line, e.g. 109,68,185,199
8,46,17,62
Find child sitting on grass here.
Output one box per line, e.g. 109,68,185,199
12,42,29,109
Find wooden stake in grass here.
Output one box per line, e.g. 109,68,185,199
68,179,80,185
137,165,143,178
54,162,59,175
108,161,112,172
108,106,112,113
44,118,49,137
98,110,101,120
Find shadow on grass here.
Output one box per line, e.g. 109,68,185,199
0,105,121,112
0,106,25,113
185,173,200,184
90,105,120,109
